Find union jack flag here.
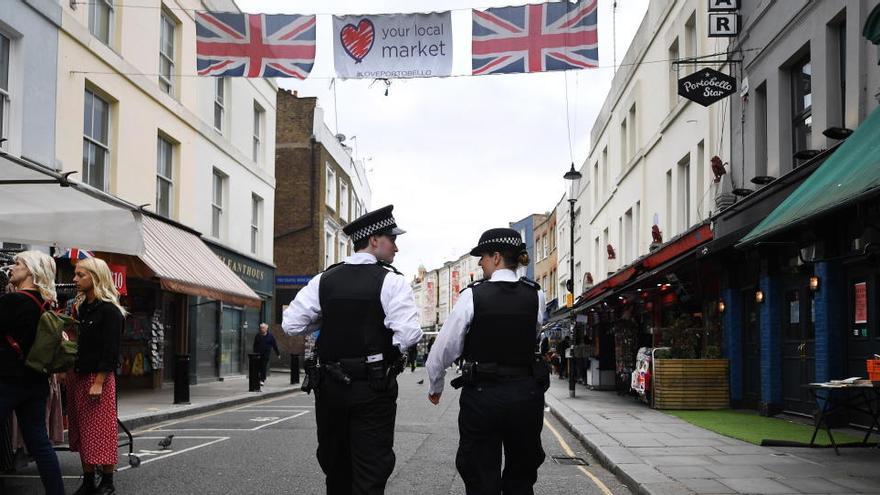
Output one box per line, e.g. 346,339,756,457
472,0,598,76
54,248,94,260
196,12,316,79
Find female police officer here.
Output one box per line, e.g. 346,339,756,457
426,228,547,495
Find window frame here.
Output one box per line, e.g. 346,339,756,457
791,55,813,167
159,9,176,95
156,135,174,217
250,193,263,255
253,101,264,163
325,164,336,210
89,0,114,46
213,78,225,132
211,169,226,239
0,33,10,151
339,182,349,222
83,88,111,191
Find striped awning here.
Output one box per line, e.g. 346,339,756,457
140,215,261,308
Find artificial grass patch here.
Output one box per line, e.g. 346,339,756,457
664,409,864,446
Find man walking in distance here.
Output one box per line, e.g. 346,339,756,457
282,205,422,495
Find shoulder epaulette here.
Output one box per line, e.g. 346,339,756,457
519,277,541,290
377,260,402,275
322,261,345,274
461,279,484,293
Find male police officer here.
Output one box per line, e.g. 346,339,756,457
426,228,547,495
282,205,422,495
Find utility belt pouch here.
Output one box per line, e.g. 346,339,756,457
533,354,551,392
301,358,318,394
451,362,477,389
324,362,352,385
367,359,388,392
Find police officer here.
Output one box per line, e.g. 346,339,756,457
282,205,422,495
426,228,547,495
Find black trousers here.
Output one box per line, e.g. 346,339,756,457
315,377,398,495
258,354,270,381
456,377,545,495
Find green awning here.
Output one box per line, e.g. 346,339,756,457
738,105,880,246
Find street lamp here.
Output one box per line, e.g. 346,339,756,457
563,162,582,398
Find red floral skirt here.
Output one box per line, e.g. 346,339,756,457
67,372,118,465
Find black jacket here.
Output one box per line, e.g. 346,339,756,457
0,290,49,384
253,332,280,357
74,299,124,373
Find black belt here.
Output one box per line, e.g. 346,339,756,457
472,363,533,377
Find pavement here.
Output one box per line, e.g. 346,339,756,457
545,377,880,495
117,369,300,430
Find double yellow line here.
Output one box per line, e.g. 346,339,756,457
543,418,614,495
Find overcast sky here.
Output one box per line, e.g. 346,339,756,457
236,0,649,278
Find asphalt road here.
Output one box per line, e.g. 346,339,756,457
2,368,631,494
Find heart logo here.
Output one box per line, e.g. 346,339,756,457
340,19,375,64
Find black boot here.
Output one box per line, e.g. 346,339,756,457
95,471,116,495
72,473,96,495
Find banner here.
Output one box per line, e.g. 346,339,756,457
472,0,598,75
333,12,453,79
196,12,316,78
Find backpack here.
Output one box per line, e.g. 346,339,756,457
5,291,79,374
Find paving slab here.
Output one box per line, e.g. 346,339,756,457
678,478,737,494
656,466,717,479
774,477,854,494
717,477,798,494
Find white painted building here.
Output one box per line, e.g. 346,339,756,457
580,0,731,287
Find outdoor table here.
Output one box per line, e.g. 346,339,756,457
804,381,880,455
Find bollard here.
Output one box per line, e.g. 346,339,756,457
174,354,190,404
290,354,300,384
248,353,261,392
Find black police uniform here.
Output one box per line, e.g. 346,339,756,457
426,228,548,495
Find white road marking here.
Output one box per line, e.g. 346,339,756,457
154,411,310,431
118,437,229,472
543,418,615,495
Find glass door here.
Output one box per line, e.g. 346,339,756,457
220,307,243,376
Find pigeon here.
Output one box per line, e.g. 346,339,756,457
417,379,424,385
158,434,174,450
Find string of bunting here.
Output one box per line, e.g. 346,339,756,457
194,0,598,80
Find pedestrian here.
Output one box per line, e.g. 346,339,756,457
0,251,65,495
69,257,126,495
407,345,417,372
426,228,547,495
557,336,570,379
253,323,280,384
282,205,422,495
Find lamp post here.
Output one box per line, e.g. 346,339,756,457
563,162,582,398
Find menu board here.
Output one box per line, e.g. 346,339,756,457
854,282,867,324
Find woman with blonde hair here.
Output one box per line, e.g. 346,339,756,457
69,257,125,495
0,250,65,494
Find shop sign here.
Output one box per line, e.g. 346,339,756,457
109,263,127,296
678,68,736,106
207,245,274,294
708,13,740,37
854,282,868,324
276,275,313,286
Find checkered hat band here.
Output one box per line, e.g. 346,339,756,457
478,237,521,247
352,217,396,242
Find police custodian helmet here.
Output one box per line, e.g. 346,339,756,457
342,205,407,243
469,228,526,256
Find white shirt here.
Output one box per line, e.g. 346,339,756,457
425,268,546,395
281,252,423,353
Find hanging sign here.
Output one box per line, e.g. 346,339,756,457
854,282,868,324
332,12,453,79
109,263,128,296
678,68,737,106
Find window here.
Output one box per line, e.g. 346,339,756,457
666,169,673,232
253,101,264,163
592,161,599,204
617,216,623,264
832,17,847,127
324,231,334,269
340,182,349,222
594,237,601,279
542,234,548,259
620,119,628,166
338,238,345,263
325,164,336,210
251,194,263,255
634,201,641,257
159,10,175,95
678,154,691,229
213,79,225,132
601,147,608,194
0,33,9,150
627,104,637,160
602,228,609,275
624,208,633,263
212,170,225,238
791,55,812,167
668,38,680,109
156,136,173,217
89,0,114,45
755,83,768,177
83,89,110,191
685,13,697,75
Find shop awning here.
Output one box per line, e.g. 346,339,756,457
139,215,261,308
739,105,880,246
0,152,144,255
